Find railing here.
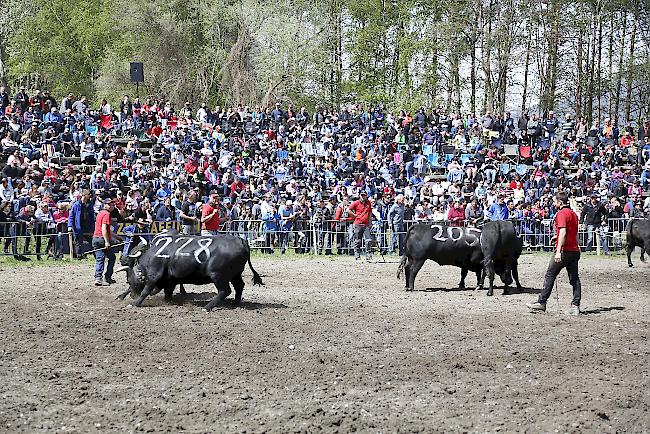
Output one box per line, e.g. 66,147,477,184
0,217,637,259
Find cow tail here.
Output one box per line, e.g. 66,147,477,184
248,257,264,286
397,255,407,280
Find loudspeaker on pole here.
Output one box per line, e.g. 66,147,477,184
130,62,144,83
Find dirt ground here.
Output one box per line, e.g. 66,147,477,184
0,253,648,433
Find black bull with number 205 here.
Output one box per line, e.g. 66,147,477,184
115,233,264,310
397,221,523,295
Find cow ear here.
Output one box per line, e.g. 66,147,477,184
128,250,143,258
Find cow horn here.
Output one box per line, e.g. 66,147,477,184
114,266,129,273
140,238,149,246
128,250,143,258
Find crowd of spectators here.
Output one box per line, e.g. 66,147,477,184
1,83,649,261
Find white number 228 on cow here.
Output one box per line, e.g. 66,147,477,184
153,237,214,264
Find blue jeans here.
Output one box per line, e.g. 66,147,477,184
93,237,116,280
391,224,406,256
122,225,151,257
485,169,496,184
586,225,609,253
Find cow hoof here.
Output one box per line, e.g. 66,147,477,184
628,264,633,268
487,291,493,297
475,286,483,291
126,304,135,309
459,284,466,290
203,308,212,313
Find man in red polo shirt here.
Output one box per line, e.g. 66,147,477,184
347,190,373,260
92,198,117,286
201,194,224,236
527,191,582,315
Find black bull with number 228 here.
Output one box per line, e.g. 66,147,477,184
397,221,523,295
115,233,264,310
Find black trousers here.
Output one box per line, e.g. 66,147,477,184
539,251,581,306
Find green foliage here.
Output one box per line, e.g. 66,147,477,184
7,0,112,95
0,0,648,120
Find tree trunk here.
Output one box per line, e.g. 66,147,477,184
521,18,532,113
481,0,494,114
586,13,596,124
470,35,477,114
0,42,6,87
614,13,627,123
607,12,614,120
624,15,637,123
575,13,583,118
596,12,603,123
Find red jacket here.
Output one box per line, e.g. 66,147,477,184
447,207,466,226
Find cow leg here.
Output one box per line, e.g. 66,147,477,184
204,278,232,311
501,263,514,295
512,261,523,290
115,288,131,300
164,284,175,302
131,282,156,307
407,259,425,292
231,274,245,305
641,242,648,262
179,284,187,295
484,258,495,296
403,259,411,290
459,267,468,289
475,269,483,290
626,241,636,267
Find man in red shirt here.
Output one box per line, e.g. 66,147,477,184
347,191,373,260
201,194,224,236
92,198,118,286
527,191,582,315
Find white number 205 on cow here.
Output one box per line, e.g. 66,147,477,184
430,225,481,247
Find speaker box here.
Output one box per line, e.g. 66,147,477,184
130,62,144,82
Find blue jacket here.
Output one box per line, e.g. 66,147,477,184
68,200,95,234
488,203,509,221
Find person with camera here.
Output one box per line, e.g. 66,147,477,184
580,193,609,255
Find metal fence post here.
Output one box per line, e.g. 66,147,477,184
68,231,74,260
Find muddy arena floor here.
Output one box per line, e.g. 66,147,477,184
0,253,648,433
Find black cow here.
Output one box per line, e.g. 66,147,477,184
626,219,649,267
397,221,523,296
115,233,264,310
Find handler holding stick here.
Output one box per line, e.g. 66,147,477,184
527,191,582,315
92,198,118,286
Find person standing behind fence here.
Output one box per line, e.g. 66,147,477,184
487,194,508,221
527,191,582,315
388,194,406,256
92,198,118,286
179,191,199,235
580,194,609,255
201,194,224,236
11,205,34,261
348,191,373,260
334,197,353,255
67,189,94,259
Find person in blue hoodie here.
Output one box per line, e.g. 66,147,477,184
67,189,95,258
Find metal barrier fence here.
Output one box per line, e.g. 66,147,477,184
0,217,635,260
